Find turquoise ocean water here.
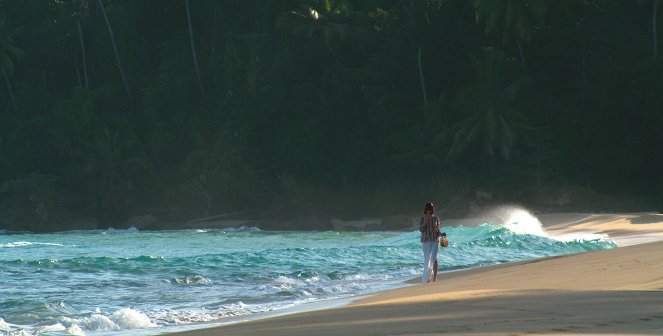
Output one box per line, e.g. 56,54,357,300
1,209,616,336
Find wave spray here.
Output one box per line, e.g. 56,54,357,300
479,205,547,237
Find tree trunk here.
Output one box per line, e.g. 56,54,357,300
417,46,428,107
516,38,527,76
77,18,89,89
185,0,205,96
581,40,587,109
2,68,18,114
409,0,427,107
74,53,82,87
653,1,659,62
97,0,133,105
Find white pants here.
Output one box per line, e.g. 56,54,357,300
421,241,439,283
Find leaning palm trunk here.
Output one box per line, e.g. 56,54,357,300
76,18,89,89
516,38,527,76
409,0,428,107
417,46,428,107
97,0,133,104
185,0,204,96
2,68,17,113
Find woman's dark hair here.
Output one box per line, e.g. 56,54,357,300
424,202,435,213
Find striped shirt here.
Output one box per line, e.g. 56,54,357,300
419,215,440,243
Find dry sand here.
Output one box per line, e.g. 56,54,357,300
167,213,663,336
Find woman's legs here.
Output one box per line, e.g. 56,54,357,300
421,242,435,283
432,243,440,281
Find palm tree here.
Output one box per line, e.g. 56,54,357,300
0,15,22,114
84,128,147,217
409,0,427,107
439,48,530,163
638,0,661,62
276,0,354,63
472,0,546,76
74,0,90,89
185,0,204,96
96,0,133,104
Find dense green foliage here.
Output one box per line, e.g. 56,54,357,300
0,0,661,230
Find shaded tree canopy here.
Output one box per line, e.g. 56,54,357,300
0,0,661,231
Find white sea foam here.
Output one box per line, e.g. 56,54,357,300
0,318,10,331
305,276,320,283
111,308,156,329
548,232,609,242
170,275,210,285
65,324,85,335
343,273,373,281
61,316,97,333
0,241,32,248
68,314,115,331
0,318,38,336
37,322,66,333
275,275,305,288
0,241,64,248
481,206,548,237
502,210,547,237
59,308,155,334
480,205,612,243
102,227,140,234
152,308,244,325
223,226,261,232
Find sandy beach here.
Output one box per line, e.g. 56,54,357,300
167,213,663,336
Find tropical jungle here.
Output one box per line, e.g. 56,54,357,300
0,0,662,231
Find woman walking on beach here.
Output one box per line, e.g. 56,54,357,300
419,202,441,283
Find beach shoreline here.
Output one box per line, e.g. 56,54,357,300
164,212,663,336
